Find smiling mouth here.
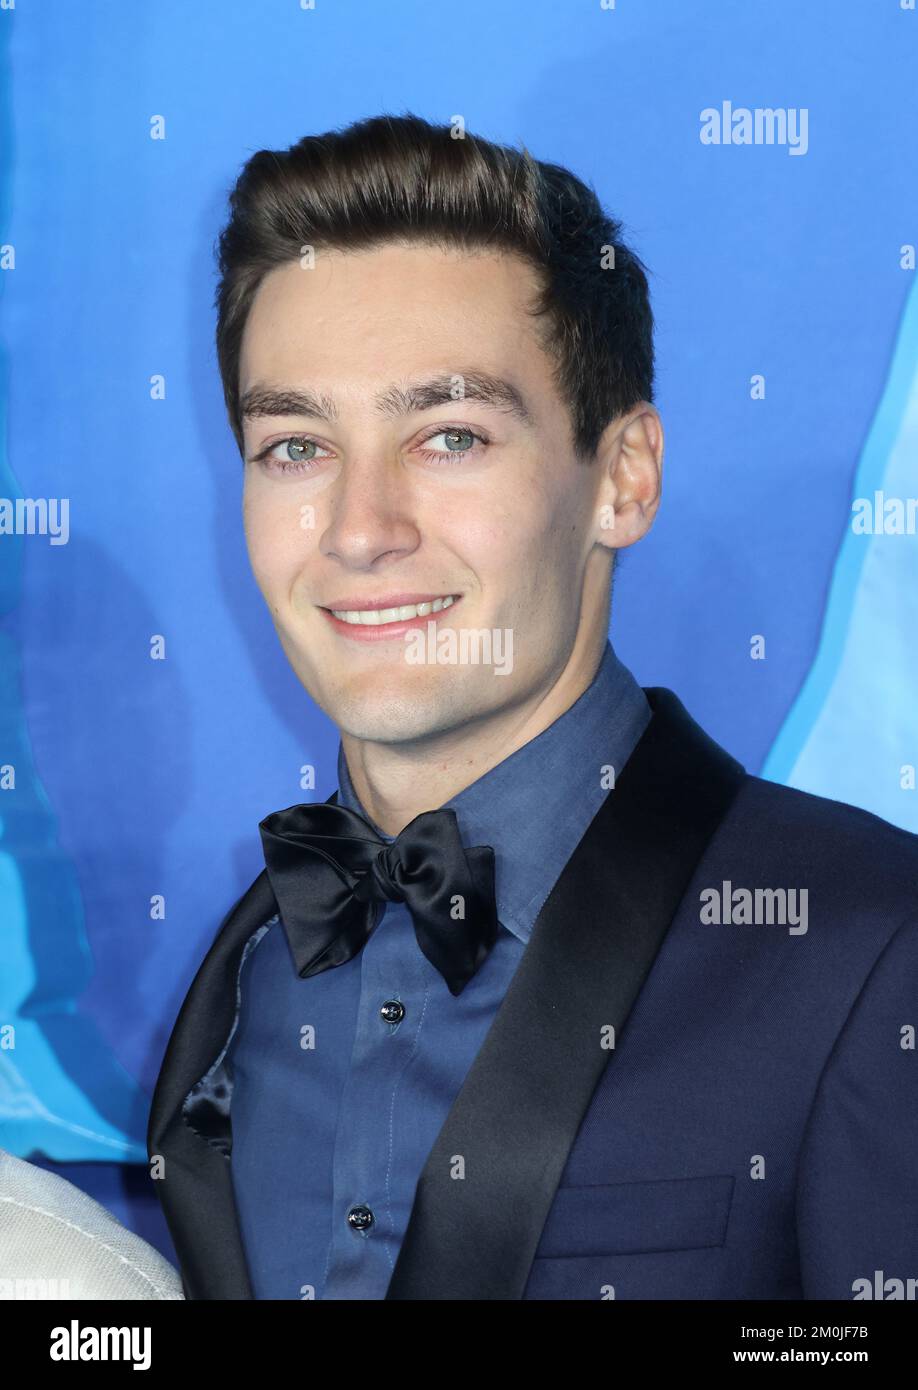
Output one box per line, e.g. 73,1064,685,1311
322,594,460,627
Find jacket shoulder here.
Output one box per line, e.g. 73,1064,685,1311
739,771,918,850
718,771,918,919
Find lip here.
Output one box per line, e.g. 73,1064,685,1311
318,592,463,642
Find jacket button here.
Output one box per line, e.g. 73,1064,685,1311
380,1000,405,1024
347,1204,374,1232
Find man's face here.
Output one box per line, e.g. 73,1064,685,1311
239,241,615,747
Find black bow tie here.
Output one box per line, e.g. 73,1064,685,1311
258,801,501,996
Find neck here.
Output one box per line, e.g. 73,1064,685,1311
340,625,608,837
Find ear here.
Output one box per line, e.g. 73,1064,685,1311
592,405,664,553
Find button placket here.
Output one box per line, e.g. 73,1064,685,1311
322,903,427,1294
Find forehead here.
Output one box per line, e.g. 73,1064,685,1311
238,241,554,396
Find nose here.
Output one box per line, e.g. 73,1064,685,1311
318,454,421,570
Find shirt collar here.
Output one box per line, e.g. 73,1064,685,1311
335,641,651,944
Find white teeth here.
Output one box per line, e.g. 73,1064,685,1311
330,595,456,625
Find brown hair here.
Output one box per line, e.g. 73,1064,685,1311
215,111,654,465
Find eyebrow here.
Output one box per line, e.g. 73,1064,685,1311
239,370,535,429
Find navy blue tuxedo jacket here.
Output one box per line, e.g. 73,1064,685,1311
148,687,918,1299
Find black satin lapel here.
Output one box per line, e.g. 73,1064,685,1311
147,870,278,1300
385,686,748,1300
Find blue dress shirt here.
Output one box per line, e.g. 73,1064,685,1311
226,641,651,1299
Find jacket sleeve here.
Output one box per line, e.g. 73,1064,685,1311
795,910,918,1299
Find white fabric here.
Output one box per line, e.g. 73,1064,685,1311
0,1148,183,1299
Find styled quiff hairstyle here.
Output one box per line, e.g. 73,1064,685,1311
215,112,654,465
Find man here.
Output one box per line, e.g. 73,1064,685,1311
148,113,918,1301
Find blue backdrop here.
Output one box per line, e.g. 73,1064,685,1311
2,0,917,1264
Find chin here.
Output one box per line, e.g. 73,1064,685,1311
317,666,489,747
329,697,450,746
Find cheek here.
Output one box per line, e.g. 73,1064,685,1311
449,509,565,623
510,483,592,610
449,480,556,561
242,486,306,593
479,477,582,576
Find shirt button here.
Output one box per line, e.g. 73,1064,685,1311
380,999,405,1024
347,1204,374,1232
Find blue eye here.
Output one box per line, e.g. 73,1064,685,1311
418,427,487,462
252,436,331,473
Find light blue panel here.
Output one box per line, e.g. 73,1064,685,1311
0,850,144,1159
763,277,918,830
